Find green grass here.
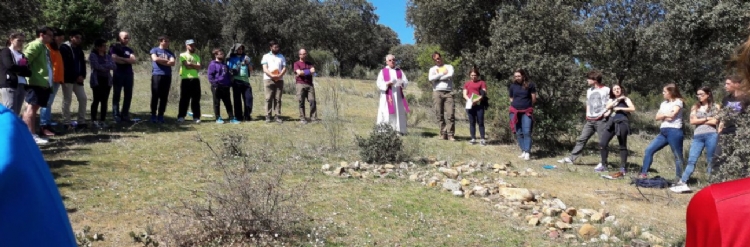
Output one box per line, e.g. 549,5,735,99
43,65,694,246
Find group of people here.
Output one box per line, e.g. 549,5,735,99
0,27,321,145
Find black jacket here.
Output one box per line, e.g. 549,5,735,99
60,42,87,84
0,48,31,89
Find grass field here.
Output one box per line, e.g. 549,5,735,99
40,65,702,246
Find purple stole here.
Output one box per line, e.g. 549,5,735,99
382,68,410,114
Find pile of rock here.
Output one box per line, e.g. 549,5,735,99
321,159,665,246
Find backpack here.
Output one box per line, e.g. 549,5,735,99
631,176,669,188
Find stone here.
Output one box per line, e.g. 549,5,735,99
548,230,560,239
631,239,651,247
334,167,345,176
599,234,609,242
474,187,489,197
590,212,603,223
351,161,360,170
499,188,535,202
578,224,598,240
541,217,554,225
384,164,395,169
555,221,572,230
442,179,461,192
498,171,509,176
439,167,459,179
427,157,437,163
528,217,540,226
604,215,616,222
631,226,641,236
399,162,409,169
493,163,507,170
602,227,612,237
350,171,362,178
452,161,465,168
610,236,620,243
460,179,471,186
552,198,567,209
561,212,572,224
340,161,349,168
452,190,464,197
563,234,577,240
580,209,596,216
494,204,510,211
409,174,419,181
544,207,562,216
640,232,664,244
509,171,519,177
530,172,539,177
321,164,331,171
427,180,438,187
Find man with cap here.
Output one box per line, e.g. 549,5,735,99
177,39,202,123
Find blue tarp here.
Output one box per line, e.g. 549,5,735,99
0,104,76,246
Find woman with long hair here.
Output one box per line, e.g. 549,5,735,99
640,83,685,179
463,67,487,145
508,68,537,160
671,86,720,193
597,84,635,177
0,32,31,115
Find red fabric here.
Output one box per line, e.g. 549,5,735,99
686,177,750,247
463,80,486,97
509,106,533,133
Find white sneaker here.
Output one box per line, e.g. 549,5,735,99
669,182,692,193
518,152,526,158
177,117,185,123
557,157,573,164
594,163,607,172
33,134,48,145
523,152,530,161
469,139,476,144
194,119,201,124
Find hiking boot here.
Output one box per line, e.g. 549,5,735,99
594,163,607,172
557,157,573,164
447,135,456,141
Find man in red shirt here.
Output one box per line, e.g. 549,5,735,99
293,48,316,124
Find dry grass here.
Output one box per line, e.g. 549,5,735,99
43,64,693,246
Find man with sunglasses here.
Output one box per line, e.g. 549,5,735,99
428,52,456,141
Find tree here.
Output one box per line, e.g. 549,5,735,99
0,0,41,38
41,0,107,46
389,44,419,71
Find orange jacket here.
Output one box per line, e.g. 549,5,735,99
46,44,64,84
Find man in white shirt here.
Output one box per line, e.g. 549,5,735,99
260,40,287,123
558,70,611,166
428,52,455,141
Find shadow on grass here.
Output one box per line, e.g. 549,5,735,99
47,159,89,169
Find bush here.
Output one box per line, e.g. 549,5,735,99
484,80,514,143
161,133,312,246
350,64,376,80
308,49,338,77
355,123,406,164
711,109,750,182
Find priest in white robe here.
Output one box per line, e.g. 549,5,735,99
376,54,410,135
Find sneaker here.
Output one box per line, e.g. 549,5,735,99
469,139,476,145
638,173,648,179
275,116,283,123
594,163,607,172
480,139,487,146
669,182,692,193
33,134,48,145
177,117,185,123
300,118,308,124
216,117,224,124
157,116,165,124
518,152,526,158
557,157,573,164
92,121,101,129
187,112,193,117
194,119,201,124
523,152,530,161
230,118,240,124
150,115,157,123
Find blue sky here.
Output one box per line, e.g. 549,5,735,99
371,0,415,44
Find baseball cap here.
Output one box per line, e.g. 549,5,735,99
185,39,195,45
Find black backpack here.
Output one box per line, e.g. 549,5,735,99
631,176,669,188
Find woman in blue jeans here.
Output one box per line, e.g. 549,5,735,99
640,83,684,179
508,68,537,161
670,86,720,193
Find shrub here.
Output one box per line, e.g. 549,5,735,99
308,49,338,77
711,109,750,182
355,123,406,164
161,134,312,246
350,64,376,80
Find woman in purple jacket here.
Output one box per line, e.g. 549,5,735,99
88,38,116,129
208,48,236,124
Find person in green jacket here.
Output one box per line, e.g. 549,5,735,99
22,26,54,145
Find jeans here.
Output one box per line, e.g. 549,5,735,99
177,78,201,119
150,75,172,117
510,112,531,152
641,128,684,178
680,132,719,182
568,119,608,161
232,81,253,120
112,72,134,119
466,106,485,140
40,83,60,125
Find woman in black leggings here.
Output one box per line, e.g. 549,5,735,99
88,38,116,129
597,84,635,177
